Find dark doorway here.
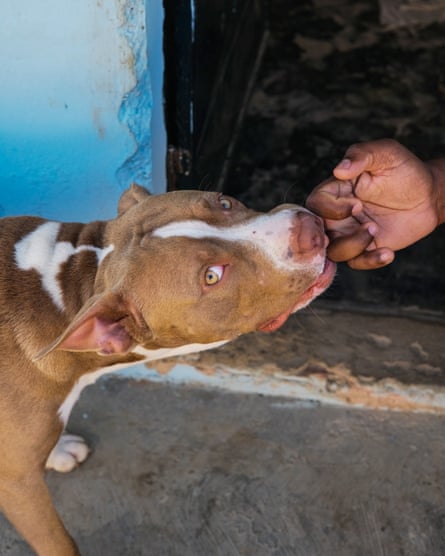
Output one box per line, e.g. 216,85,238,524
163,0,445,315
163,0,267,191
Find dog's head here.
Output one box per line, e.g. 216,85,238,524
38,185,335,359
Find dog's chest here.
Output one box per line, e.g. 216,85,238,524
58,340,228,426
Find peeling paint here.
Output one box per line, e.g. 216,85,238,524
116,0,153,189
114,308,445,415
115,360,445,415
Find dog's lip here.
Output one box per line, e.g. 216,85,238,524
257,258,336,333
297,257,337,304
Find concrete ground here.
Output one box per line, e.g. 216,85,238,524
2,375,445,556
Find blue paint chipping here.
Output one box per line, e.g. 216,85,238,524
117,0,153,189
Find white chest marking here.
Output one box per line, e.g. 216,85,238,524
132,339,229,361
15,222,114,311
58,339,229,426
152,212,311,271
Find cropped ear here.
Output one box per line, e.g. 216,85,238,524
118,183,151,215
34,292,149,360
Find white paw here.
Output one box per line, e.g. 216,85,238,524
45,433,90,473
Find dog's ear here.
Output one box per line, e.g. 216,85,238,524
34,292,150,360
118,183,151,215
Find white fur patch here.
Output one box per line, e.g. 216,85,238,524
152,210,319,271
58,340,228,426
58,366,117,426
132,340,229,361
15,222,114,311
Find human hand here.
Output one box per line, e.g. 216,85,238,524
306,139,443,270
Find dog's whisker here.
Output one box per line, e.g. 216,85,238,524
282,181,298,204
198,175,215,191
305,304,327,325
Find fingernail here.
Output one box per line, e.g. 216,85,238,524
379,252,392,263
367,223,377,236
336,158,352,170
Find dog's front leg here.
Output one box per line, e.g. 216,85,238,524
0,472,80,556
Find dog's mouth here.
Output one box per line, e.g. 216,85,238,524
257,258,336,333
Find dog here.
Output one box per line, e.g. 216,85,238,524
0,184,335,555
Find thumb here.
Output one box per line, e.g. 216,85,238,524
333,148,372,181
333,139,400,181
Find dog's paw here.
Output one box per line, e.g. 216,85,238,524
45,434,91,473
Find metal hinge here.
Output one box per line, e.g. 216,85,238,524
167,146,192,189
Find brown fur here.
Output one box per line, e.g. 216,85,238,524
0,185,334,554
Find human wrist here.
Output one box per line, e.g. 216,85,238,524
427,158,445,225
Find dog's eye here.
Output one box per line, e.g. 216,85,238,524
205,265,224,285
219,196,232,210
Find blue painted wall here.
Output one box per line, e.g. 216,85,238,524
0,0,166,222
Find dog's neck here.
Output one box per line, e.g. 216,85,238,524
8,218,138,381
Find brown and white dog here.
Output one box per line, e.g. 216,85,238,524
0,184,335,555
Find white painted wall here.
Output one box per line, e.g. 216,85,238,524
0,0,166,222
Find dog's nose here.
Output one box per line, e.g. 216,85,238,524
289,211,328,257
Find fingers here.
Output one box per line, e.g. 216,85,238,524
347,248,395,270
333,152,371,181
326,221,395,269
326,223,395,269
327,225,376,262
328,232,395,270
306,180,362,220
